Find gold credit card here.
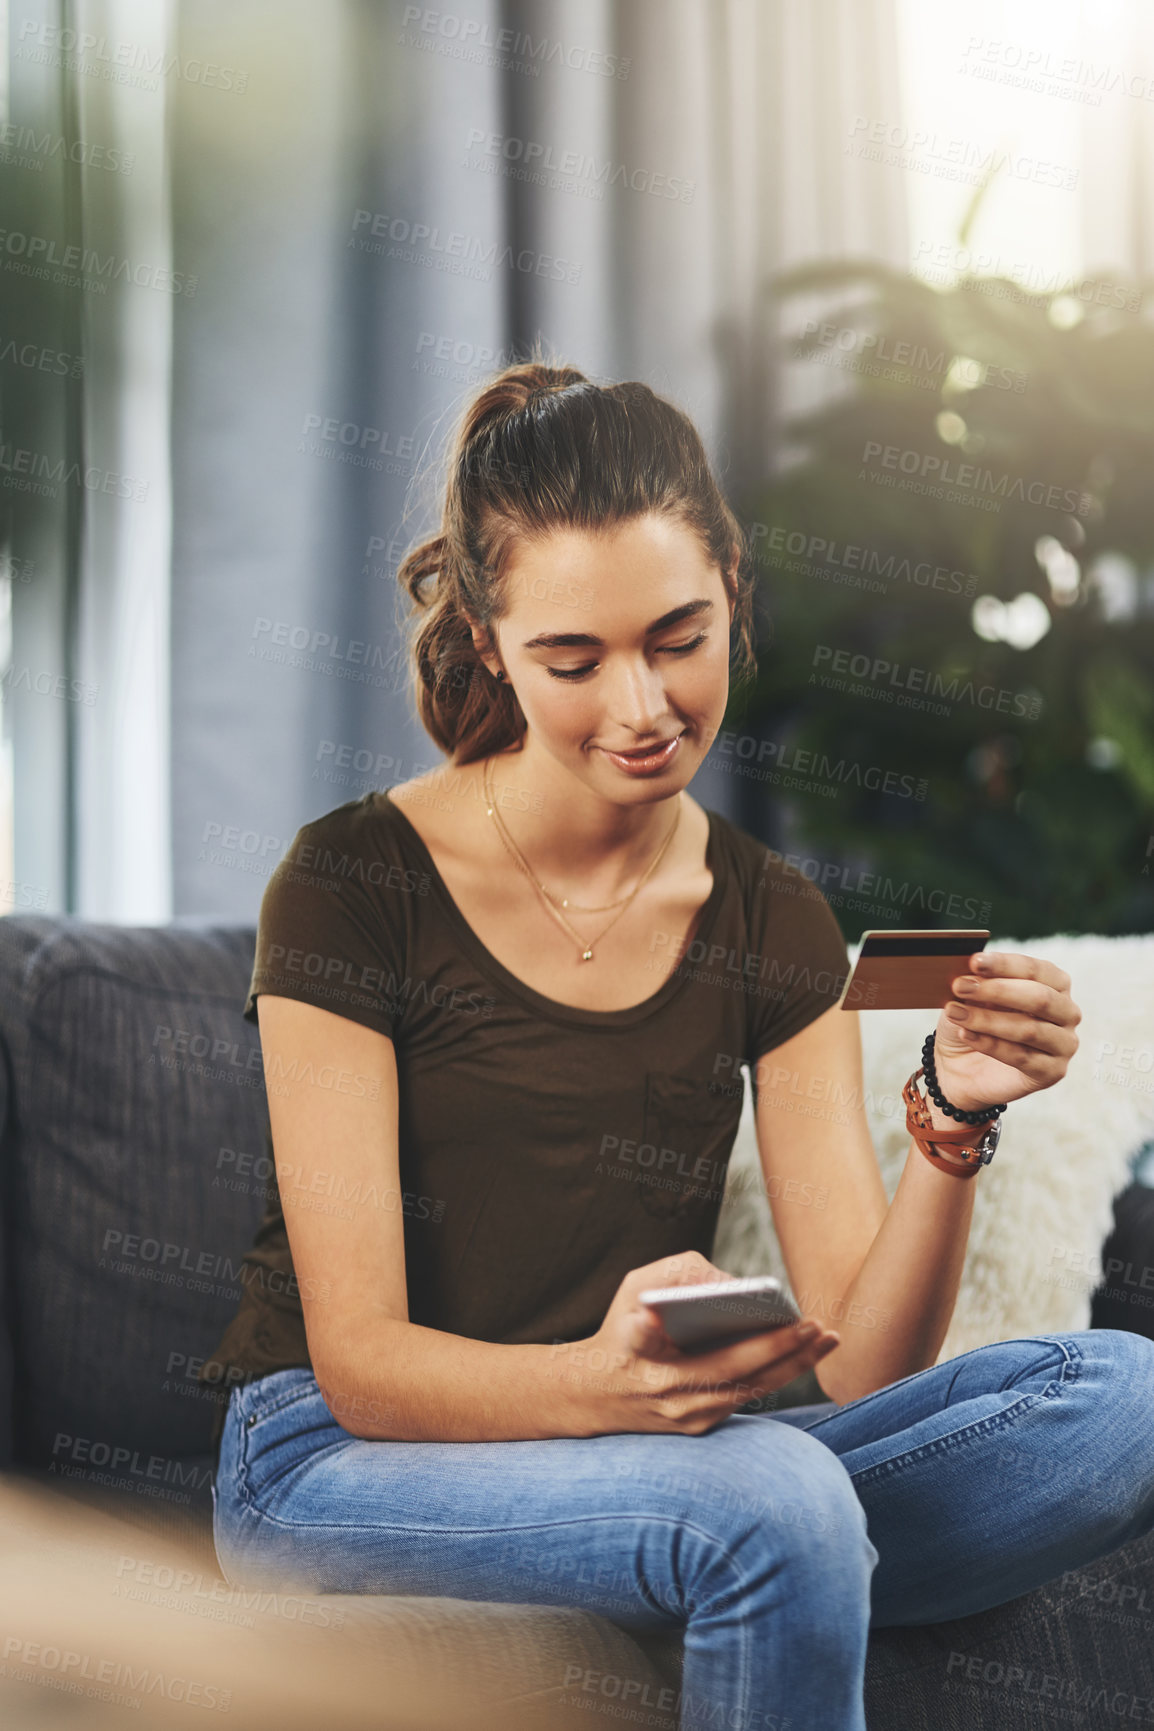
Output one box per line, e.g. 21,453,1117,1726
837,929,990,1011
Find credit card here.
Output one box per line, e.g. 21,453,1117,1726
837,929,990,1011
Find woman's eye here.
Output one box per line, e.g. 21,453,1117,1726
546,633,708,682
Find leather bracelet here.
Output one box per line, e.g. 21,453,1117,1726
903,1067,1002,1179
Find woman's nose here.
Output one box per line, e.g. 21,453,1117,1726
602,656,672,734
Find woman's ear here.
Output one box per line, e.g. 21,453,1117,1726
466,616,501,681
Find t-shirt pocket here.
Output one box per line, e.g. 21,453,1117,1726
637,1071,744,1221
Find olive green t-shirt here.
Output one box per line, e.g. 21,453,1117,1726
199,787,851,1456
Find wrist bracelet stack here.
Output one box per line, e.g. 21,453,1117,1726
903,1032,1008,1180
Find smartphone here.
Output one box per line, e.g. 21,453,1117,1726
837,928,990,1011
637,1276,802,1353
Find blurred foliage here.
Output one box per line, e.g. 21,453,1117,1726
729,255,1154,941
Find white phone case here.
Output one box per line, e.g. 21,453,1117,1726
637,1276,801,1350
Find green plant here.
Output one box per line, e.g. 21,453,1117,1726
728,253,1154,941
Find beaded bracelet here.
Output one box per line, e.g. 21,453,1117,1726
920,1032,1007,1126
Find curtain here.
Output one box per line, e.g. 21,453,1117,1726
1077,0,1154,277
5,0,908,920
2,0,174,920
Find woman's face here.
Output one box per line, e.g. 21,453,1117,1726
476,512,736,800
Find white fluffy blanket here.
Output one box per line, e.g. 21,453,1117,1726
712,934,1154,1360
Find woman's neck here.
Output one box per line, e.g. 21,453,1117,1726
462,744,688,898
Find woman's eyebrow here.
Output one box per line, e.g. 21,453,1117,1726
520,597,714,651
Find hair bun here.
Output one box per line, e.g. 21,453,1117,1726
459,361,587,451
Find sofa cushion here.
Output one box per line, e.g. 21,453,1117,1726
1091,1180,1154,1340
0,917,46,1468
0,916,266,1507
864,1526,1154,1728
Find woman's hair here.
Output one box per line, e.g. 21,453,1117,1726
397,345,758,766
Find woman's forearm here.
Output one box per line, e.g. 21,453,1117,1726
313,1317,595,1442
814,1103,980,1404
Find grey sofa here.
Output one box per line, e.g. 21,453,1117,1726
2,912,1153,1729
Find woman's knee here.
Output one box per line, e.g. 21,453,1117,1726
1075,1328,1154,1446
753,1424,877,1576
637,1420,876,1615
1079,1325,1154,1379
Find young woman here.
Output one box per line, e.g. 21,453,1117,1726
205,361,1154,1731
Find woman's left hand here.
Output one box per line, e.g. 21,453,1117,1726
932,950,1082,1112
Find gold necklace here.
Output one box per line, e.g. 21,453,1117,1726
478,758,627,908
481,757,682,963
544,882,631,913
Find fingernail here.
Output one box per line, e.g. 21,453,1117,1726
954,977,975,993
798,1321,820,1338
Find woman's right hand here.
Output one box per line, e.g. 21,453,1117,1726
558,1250,841,1436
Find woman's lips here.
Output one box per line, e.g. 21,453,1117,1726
598,733,684,775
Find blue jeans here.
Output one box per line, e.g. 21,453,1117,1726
212,1329,1154,1731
